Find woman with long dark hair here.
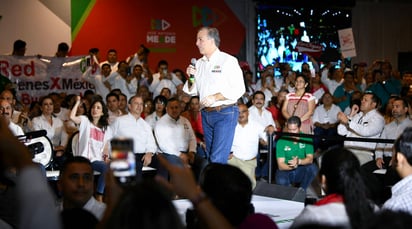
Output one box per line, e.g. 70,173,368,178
69,95,112,201
291,148,374,229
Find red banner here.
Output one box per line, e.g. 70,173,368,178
70,0,245,72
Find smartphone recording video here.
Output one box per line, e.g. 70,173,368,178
110,138,136,185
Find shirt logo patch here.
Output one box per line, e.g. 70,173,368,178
211,65,222,73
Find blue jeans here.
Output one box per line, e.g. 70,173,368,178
91,161,108,194
275,163,318,190
201,105,239,164
196,144,207,159
162,153,185,168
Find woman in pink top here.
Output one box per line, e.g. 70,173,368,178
282,74,316,134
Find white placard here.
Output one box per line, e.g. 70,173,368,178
338,28,357,58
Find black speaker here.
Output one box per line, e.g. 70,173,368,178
398,52,412,74
253,181,306,202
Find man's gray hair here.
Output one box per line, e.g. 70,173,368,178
200,27,220,47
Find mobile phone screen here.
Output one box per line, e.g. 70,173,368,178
110,138,136,185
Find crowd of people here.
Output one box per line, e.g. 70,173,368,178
1,26,412,228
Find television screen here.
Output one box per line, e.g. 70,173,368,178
256,5,352,75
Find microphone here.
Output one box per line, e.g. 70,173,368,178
188,58,196,87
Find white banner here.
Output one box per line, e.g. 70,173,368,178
0,55,95,105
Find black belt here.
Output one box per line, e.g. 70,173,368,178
203,103,236,112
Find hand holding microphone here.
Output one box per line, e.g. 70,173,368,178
187,58,196,88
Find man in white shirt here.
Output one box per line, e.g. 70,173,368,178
150,60,183,98
382,127,412,214
229,104,267,189
362,97,412,204
49,93,69,122
312,92,342,152
99,49,118,72
154,98,206,179
0,99,24,136
105,92,123,124
337,92,385,165
126,44,150,70
248,91,277,132
366,97,412,170
58,156,106,220
126,64,150,96
248,91,276,181
110,95,161,180
103,61,135,100
0,89,21,125
183,26,245,164
321,65,344,95
1,98,49,179
116,93,128,115
81,62,111,100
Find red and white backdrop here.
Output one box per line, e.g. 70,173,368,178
0,0,245,104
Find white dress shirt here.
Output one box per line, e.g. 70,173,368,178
110,113,157,154
312,104,341,125
383,174,412,214
9,121,24,136
248,105,277,129
103,72,135,100
321,68,343,95
145,112,163,130
375,118,412,158
82,197,106,220
231,120,267,160
81,67,110,100
100,60,118,73
150,72,182,98
183,49,245,107
154,114,196,157
59,197,106,220
337,109,384,151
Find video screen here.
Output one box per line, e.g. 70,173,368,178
257,5,352,75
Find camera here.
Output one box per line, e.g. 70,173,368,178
110,138,136,185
